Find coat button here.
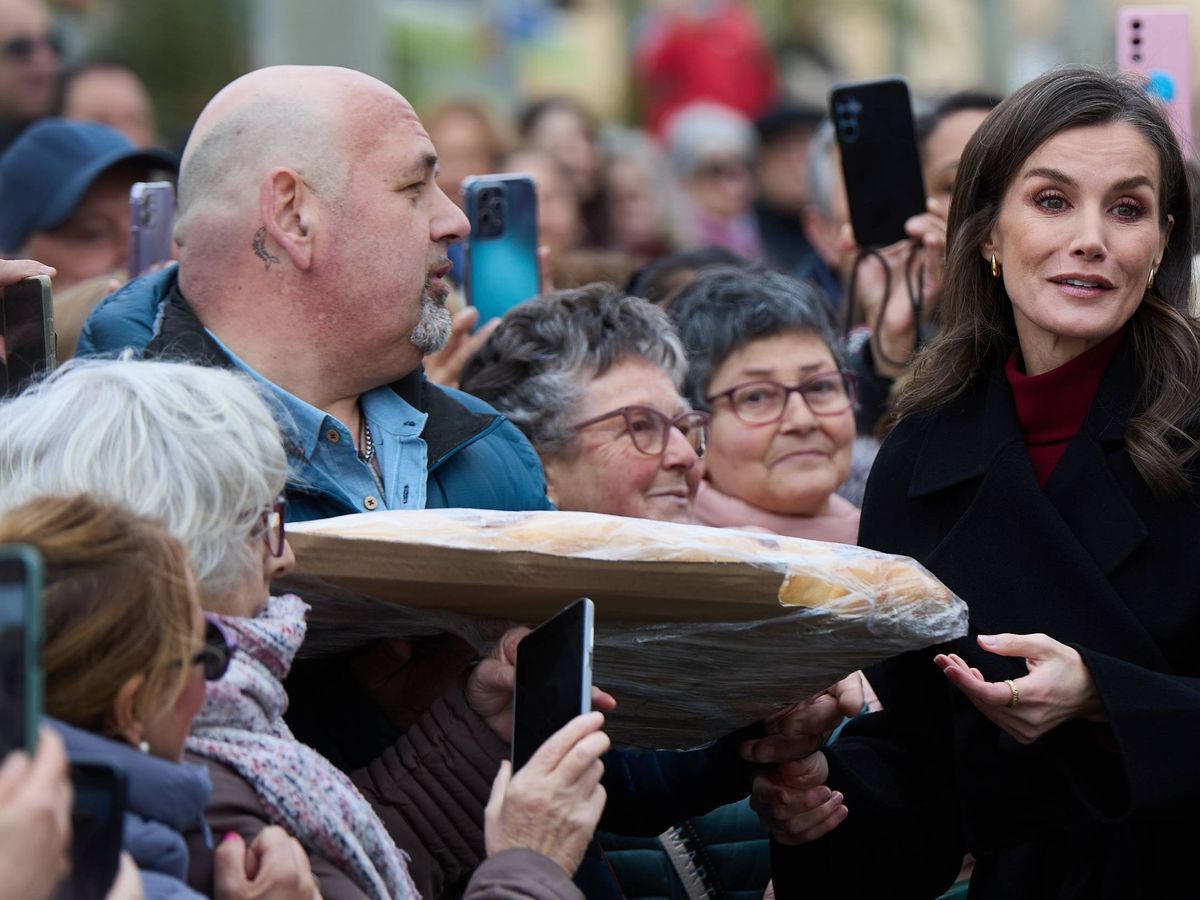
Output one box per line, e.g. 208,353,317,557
363,496,378,510
325,429,340,443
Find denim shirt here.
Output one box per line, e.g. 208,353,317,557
206,329,430,516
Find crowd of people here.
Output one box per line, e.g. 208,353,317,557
1,0,1199,898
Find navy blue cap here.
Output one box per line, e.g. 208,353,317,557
0,118,178,252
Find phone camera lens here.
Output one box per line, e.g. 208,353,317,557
1132,36,1141,45
1133,53,1142,62
1131,19,1141,29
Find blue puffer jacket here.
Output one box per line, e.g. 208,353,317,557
53,720,212,900
74,264,175,359
76,266,553,518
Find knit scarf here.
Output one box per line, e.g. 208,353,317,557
692,480,861,544
186,594,417,900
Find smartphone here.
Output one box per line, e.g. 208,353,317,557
0,274,54,397
511,597,594,771
129,181,176,278
0,545,42,756
829,77,927,248
462,173,540,327
56,762,127,900
1117,6,1193,158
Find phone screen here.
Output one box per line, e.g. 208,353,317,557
511,597,593,770
0,549,38,756
59,762,127,900
1,276,53,397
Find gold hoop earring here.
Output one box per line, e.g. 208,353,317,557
1147,267,1157,291
991,255,1000,278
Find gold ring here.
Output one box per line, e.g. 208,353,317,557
1005,679,1019,709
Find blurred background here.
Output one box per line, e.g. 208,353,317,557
58,0,1200,150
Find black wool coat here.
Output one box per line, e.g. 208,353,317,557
771,337,1200,899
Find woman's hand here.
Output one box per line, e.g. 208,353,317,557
0,727,73,900
423,306,500,389
935,633,1106,745
466,627,616,743
740,672,866,765
749,751,847,845
484,711,609,876
104,853,144,900
214,827,321,900
842,198,948,378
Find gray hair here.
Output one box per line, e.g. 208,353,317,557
807,119,837,219
0,358,289,604
665,102,758,180
459,283,687,457
667,266,846,411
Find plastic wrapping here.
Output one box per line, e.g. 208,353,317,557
283,509,968,748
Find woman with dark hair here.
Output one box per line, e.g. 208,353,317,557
764,67,1200,898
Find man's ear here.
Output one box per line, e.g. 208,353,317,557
108,674,146,747
258,167,317,272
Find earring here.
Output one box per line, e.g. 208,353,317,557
1147,267,1157,291
138,740,150,754
991,254,1001,278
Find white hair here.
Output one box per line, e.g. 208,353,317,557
0,358,289,603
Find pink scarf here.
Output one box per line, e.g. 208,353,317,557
186,594,417,900
692,481,861,543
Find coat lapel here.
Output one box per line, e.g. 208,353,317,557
907,345,1166,670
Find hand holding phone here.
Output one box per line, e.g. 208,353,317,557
829,77,926,249
1,275,55,398
511,597,594,771
128,181,175,278
57,761,127,900
0,727,73,900
0,544,42,756
463,174,540,327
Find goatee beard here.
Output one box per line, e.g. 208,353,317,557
409,278,452,355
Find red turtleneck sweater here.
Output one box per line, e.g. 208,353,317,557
1005,328,1125,487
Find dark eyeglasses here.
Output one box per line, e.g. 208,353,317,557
0,32,62,63
573,406,710,458
706,371,857,426
183,618,236,682
253,495,287,557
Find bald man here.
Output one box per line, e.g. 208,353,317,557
78,66,550,523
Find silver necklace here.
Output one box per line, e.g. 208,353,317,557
358,417,375,463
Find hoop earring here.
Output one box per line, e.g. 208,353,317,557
991,255,1001,278
1147,267,1157,291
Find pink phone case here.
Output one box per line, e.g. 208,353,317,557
1117,6,1193,157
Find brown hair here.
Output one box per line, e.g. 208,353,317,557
896,66,1200,495
0,495,196,737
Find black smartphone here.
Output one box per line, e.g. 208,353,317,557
56,762,127,900
129,181,176,278
511,597,594,771
0,544,42,756
0,274,55,397
462,173,540,328
829,77,927,248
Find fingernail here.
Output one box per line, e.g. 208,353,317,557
832,791,844,803
222,832,238,843
37,265,53,274
979,635,997,646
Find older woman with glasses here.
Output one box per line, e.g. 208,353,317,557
669,266,860,542
460,282,708,523
0,494,320,899
0,358,613,900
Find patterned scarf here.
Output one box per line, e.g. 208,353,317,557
186,594,417,900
